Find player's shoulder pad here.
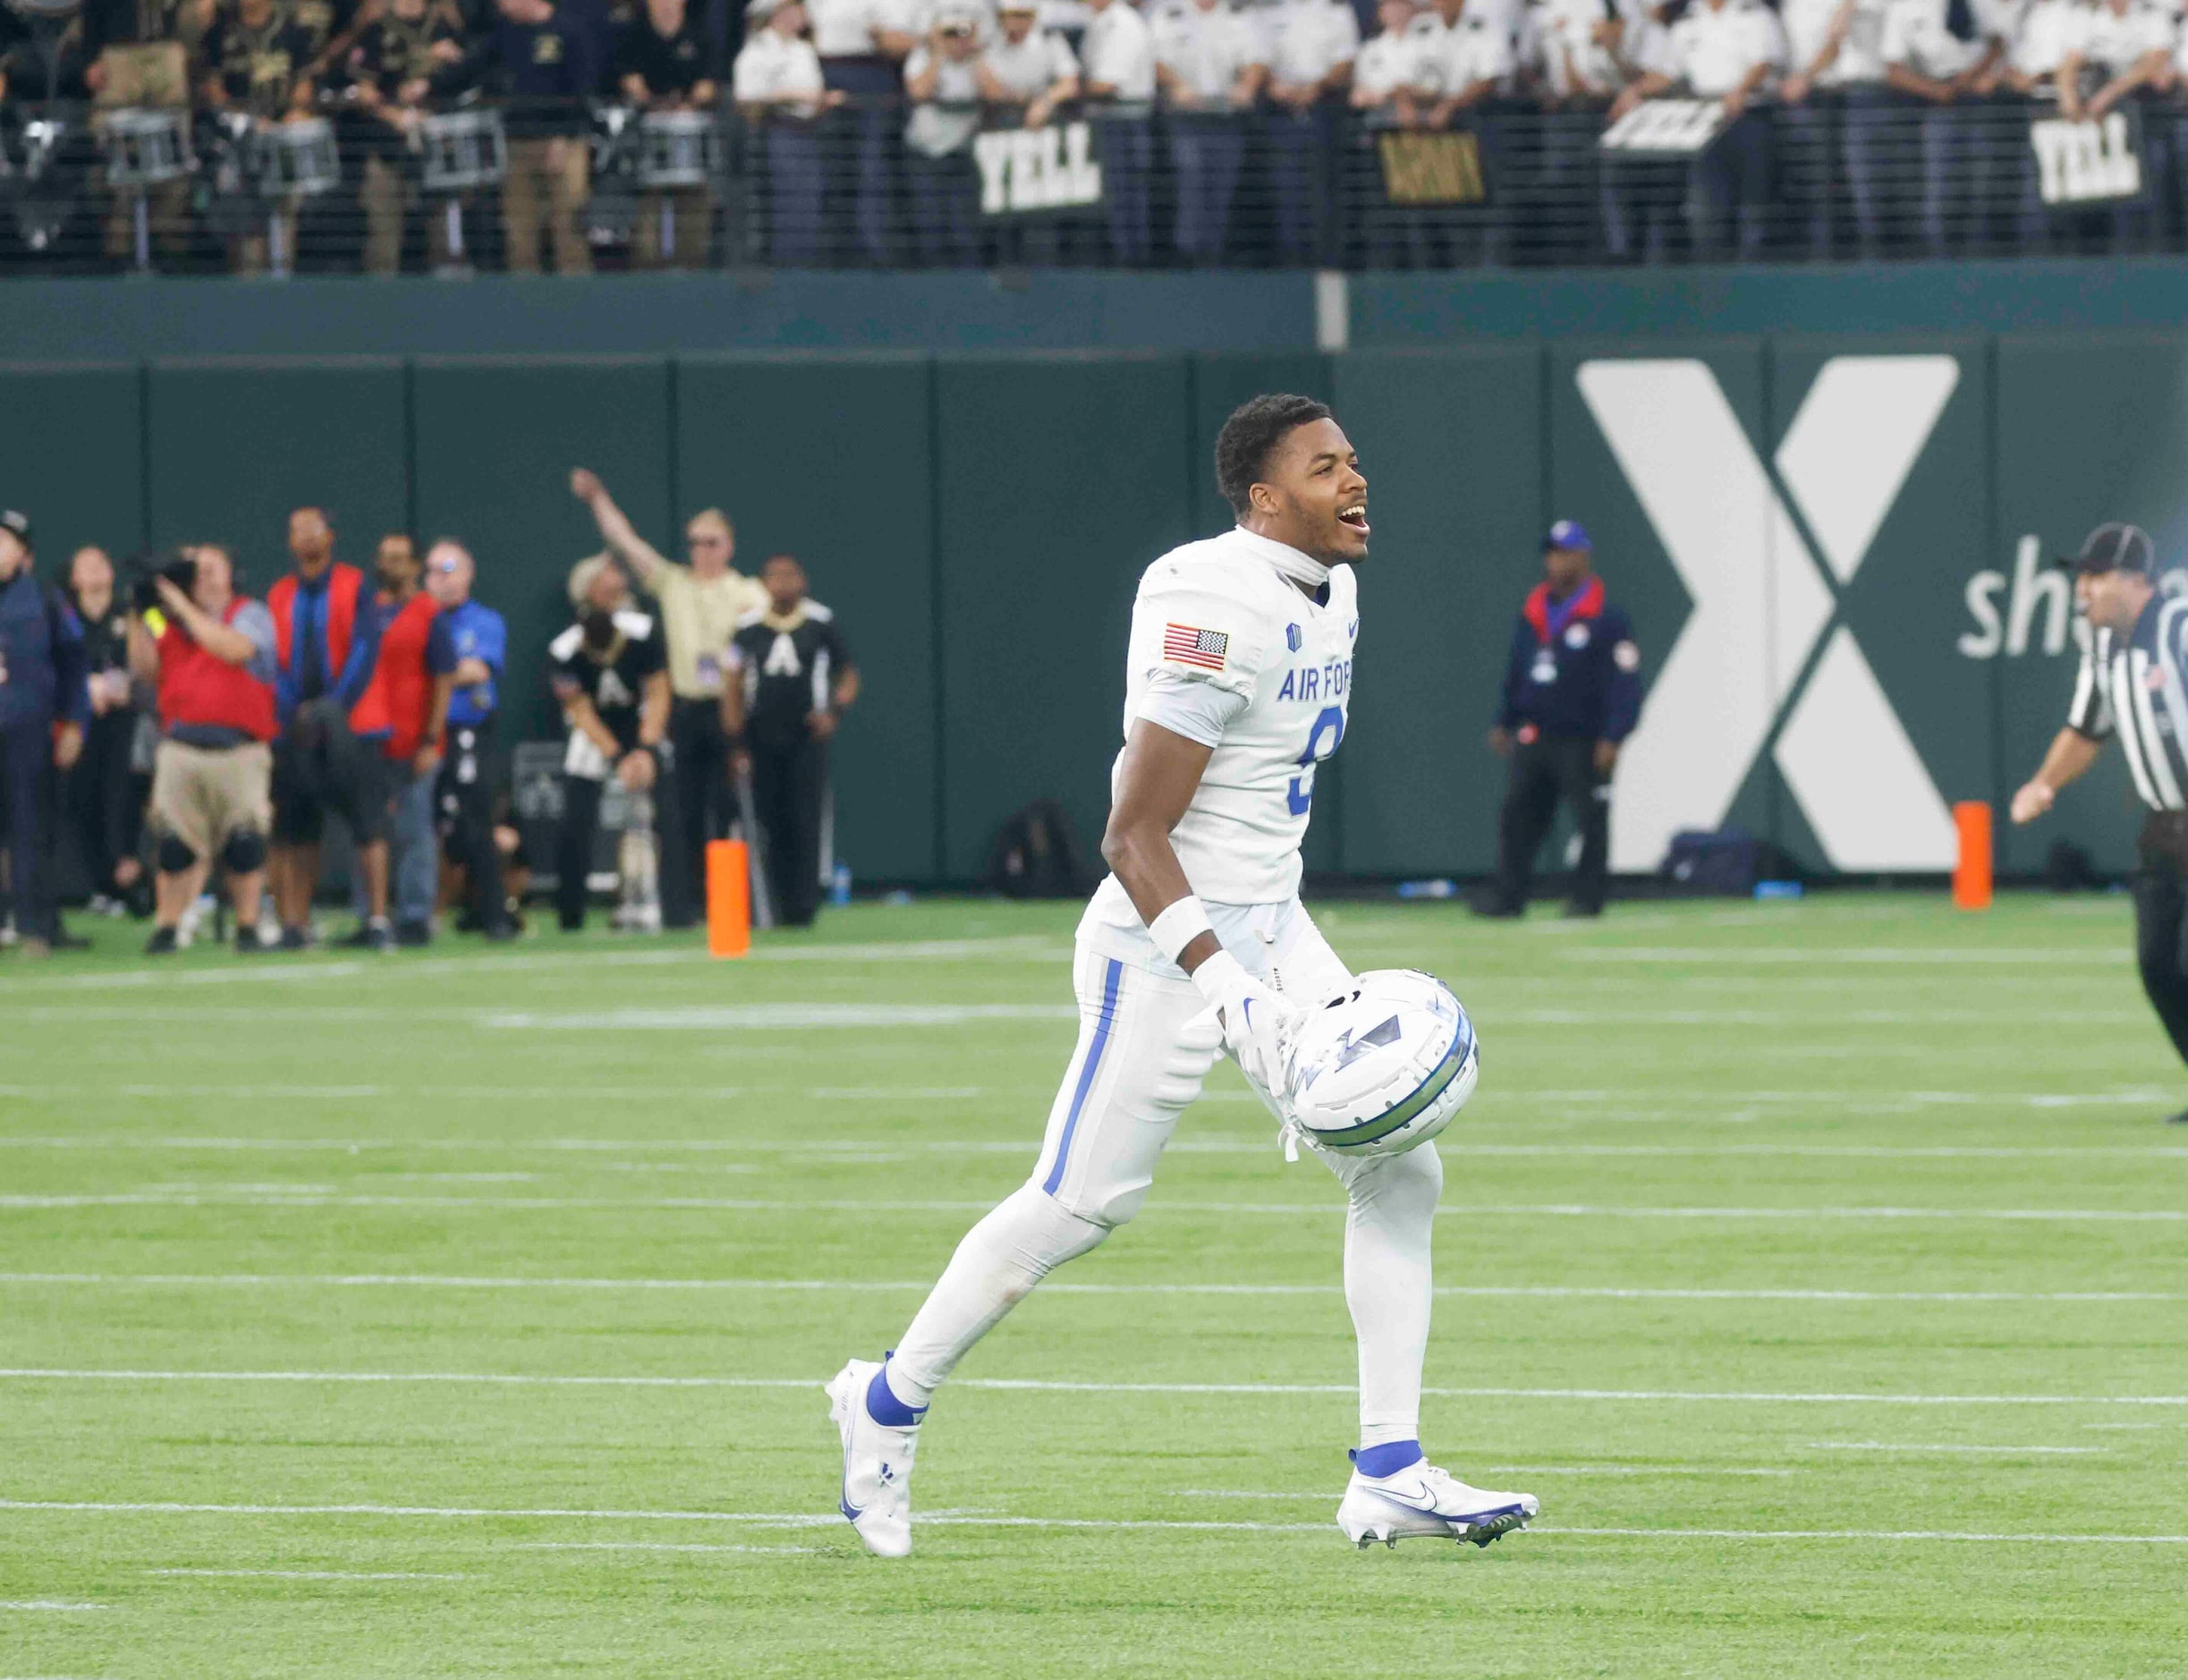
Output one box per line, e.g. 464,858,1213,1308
613,608,656,641
548,624,584,661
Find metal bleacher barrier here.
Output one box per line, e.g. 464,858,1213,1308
2,89,2184,274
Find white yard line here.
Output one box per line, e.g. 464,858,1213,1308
144,1569,463,1582
4,1133,2184,1161
1570,948,2128,965
511,1542,813,1556
0,1600,108,1611
1804,1442,2110,1455
0,1274,2179,1306
4,1371,2187,1405
478,1005,1079,1030
5,1500,2188,1545
5,1192,2186,1222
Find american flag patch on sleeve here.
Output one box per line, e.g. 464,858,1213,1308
1162,624,1230,672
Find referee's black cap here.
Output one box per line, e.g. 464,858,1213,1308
2055,522,2155,577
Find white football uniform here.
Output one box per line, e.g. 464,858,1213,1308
1034,525,1363,1225
887,521,1446,1470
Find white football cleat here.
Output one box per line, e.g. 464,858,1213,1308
826,1358,920,1557
1336,1458,1539,1549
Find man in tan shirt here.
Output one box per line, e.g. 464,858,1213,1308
571,467,767,925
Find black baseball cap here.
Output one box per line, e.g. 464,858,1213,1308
2055,522,2154,577
0,509,30,551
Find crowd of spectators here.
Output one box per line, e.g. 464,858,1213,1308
9,0,2188,271
0,490,856,957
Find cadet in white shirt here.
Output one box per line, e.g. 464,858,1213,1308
1528,0,1633,263
1349,0,1428,264
1259,0,1360,262
1155,0,1268,260
806,0,916,260
2059,0,2171,248
1081,0,1159,261
902,4,986,264
978,0,1081,260
1613,0,1783,259
735,0,842,265
1776,0,1892,257
1880,0,1997,257
1994,0,2084,250
1407,0,1515,262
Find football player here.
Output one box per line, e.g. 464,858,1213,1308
827,395,1539,1557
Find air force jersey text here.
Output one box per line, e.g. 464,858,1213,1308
1080,526,1358,964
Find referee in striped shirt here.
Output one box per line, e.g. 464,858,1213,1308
2011,522,2188,1122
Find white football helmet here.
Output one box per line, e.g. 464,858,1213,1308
1283,969,1478,1157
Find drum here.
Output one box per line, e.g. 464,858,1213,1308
637,109,719,191
420,108,507,192
255,116,339,199
101,106,191,189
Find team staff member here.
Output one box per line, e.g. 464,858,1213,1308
267,506,384,950
2011,523,2188,1124
427,539,515,939
125,546,280,955
570,467,767,929
64,545,149,916
549,557,671,932
725,553,858,928
0,508,89,956
345,533,454,950
1476,521,1641,920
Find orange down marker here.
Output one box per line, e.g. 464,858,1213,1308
1953,802,1993,912
708,839,751,957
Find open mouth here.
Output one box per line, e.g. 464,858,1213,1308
1337,504,1370,536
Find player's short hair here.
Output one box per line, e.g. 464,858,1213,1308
1214,394,1334,518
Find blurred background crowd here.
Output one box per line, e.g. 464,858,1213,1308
4,0,2186,276
0,477,857,955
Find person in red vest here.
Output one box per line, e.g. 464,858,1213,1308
123,545,281,955
266,507,385,951
343,533,457,950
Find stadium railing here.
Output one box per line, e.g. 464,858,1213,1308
0,91,2176,275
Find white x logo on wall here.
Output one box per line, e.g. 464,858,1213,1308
1577,355,1963,873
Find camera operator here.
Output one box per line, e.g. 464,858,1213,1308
123,545,281,955
549,556,669,932
65,546,151,918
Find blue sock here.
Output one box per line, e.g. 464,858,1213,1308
866,1358,926,1428
1351,1439,1423,1478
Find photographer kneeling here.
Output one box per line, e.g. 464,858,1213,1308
125,547,281,955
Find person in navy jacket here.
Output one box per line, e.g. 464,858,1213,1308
0,508,89,955
1475,520,1641,920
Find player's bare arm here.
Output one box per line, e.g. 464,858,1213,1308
2011,727,2103,824
1101,719,1220,974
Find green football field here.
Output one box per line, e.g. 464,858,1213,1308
4,892,2187,1676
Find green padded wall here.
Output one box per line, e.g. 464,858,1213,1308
0,363,146,566
934,354,1196,880
1333,346,1546,878
411,356,673,742
675,355,940,883
145,359,409,589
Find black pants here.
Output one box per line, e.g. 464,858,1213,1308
437,718,509,933
751,732,827,928
1490,734,1608,915
2133,813,2188,1069
554,771,605,932
65,707,144,895
666,698,727,929
0,718,57,939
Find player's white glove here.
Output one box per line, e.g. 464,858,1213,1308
1190,949,1305,1102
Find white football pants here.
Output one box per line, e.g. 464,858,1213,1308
890,900,1443,1451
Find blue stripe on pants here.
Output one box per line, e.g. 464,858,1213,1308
1042,957,1124,1198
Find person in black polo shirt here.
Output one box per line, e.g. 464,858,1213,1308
464,0,599,273
616,0,721,269
1474,521,1642,921
548,557,670,931
725,554,858,928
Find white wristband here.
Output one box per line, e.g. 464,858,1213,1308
1147,895,1215,966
